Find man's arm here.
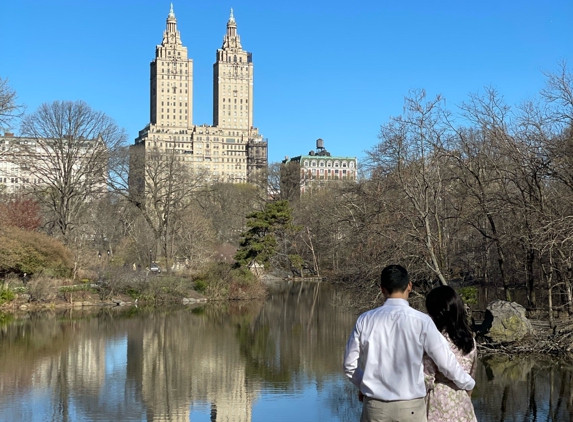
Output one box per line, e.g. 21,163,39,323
423,322,475,391
343,323,364,388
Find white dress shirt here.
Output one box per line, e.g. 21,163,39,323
343,298,475,401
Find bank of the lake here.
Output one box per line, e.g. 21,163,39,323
4,271,573,357
334,278,573,357
0,262,267,312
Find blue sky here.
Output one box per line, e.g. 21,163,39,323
1,0,571,163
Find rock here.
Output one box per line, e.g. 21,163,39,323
182,297,207,304
482,300,534,343
19,304,28,310
18,294,31,302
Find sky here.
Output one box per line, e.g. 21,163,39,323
1,0,572,164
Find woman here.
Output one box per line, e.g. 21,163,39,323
423,285,478,422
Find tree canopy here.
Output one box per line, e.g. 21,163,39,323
235,200,298,268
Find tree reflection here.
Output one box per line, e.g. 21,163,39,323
1,288,573,421
475,355,573,421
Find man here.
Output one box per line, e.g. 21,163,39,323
343,265,475,422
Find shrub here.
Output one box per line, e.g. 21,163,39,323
459,286,478,305
0,288,15,305
194,279,207,294
0,226,73,277
27,276,61,302
96,267,149,300
193,262,265,300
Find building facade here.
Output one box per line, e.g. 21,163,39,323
133,6,267,186
281,139,357,198
0,132,107,195
0,134,37,193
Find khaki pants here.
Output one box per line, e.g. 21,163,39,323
361,397,427,422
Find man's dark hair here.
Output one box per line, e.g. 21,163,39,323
380,265,409,294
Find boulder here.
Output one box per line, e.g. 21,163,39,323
482,300,534,343
17,293,31,302
182,297,207,304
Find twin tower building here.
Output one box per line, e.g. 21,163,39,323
134,5,268,184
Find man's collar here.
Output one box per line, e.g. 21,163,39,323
383,298,409,306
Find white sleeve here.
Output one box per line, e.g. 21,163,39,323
423,321,475,391
343,322,363,388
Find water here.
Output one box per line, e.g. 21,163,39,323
0,281,572,421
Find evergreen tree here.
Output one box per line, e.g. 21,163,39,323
235,200,298,268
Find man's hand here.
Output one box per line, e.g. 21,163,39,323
467,389,473,397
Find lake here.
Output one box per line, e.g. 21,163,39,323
0,281,572,421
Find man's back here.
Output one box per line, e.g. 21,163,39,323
344,298,434,401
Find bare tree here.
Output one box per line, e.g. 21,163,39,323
197,182,264,244
266,162,282,201
17,100,126,241
445,88,516,300
0,77,25,132
111,143,210,271
542,61,573,126
171,206,216,270
367,90,452,285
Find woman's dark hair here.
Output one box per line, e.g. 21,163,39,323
426,285,474,355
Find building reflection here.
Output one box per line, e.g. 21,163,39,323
129,308,259,421
1,285,572,421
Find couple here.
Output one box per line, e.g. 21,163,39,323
343,265,477,422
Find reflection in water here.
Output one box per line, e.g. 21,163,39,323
0,283,572,421
474,354,573,421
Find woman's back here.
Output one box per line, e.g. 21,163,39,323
424,285,478,422
424,333,478,422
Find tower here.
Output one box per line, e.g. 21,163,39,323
134,6,267,186
150,3,193,128
213,9,254,130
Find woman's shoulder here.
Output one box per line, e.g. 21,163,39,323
441,332,477,355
